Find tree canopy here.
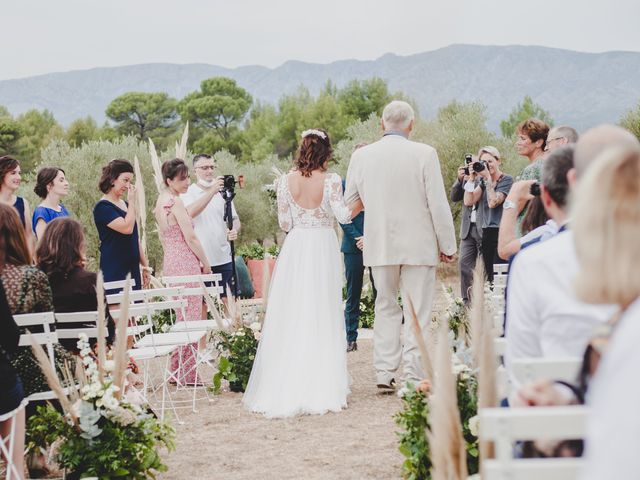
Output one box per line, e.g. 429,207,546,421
500,95,554,137
106,92,178,141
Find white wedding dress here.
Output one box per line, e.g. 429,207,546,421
242,172,352,418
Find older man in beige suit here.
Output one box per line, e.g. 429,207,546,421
345,100,456,389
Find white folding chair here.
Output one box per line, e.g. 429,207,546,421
494,264,510,276
511,357,582,386
14,312,67,402
0,399,28,480
103,278,137,292
54,311,107,343
480,406,588,480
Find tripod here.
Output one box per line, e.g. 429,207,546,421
221,188,239,298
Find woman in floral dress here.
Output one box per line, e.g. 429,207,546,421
154,159,211,385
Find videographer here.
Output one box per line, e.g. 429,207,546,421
181,153,241,299
463,146,513,282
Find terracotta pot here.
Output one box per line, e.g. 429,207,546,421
246,258,277,298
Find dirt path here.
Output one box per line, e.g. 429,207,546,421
160,278,456,480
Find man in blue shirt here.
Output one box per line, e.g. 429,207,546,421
341,178,376,352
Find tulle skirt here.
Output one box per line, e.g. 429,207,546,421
242,227,350,418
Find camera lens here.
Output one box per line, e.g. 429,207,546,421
472,162,486,173
465,154,473,165
463,167,470,176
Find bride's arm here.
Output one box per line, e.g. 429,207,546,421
328,174,354,225
349,199,364,218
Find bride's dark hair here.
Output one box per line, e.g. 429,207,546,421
294,129,333,177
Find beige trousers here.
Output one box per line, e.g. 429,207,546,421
370,265,436,385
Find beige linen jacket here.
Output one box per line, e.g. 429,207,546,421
344,134,456,267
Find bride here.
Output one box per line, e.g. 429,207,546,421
242,128,362,418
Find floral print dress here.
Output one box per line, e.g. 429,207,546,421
2,264,75,396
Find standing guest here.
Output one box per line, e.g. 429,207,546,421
572,147,640,480
544,125,579,152
0,204,73,397
463,146,513,282
155,158,211,386
0,279,25,479
36,218,115,352
93,159,150,293
32,166,71,239
451,161,484,305
515,119,550,236
345,100,457,390
181,153,241,299
0,155,35,252
340,175,376,353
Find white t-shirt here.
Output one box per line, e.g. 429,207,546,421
181,184,239,267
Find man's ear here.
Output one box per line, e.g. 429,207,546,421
381,119,386,132
540,184,553,210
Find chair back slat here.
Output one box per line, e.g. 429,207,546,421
107,286,184,305
162,273,222,285
103,278,137,291
13,312,55,327
511,358,582,385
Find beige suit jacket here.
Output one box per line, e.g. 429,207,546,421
344,134,456,267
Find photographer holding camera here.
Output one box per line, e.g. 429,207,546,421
463,146,513,282
181,153,241,298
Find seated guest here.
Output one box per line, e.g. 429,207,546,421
32,166,71,240
504,126,639,397
36,217,115,352
573,146,640,480
0,204,73,397
0,279,25,478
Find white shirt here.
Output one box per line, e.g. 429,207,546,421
181,184,238,267
518,219,559,245
581,298,640,480
505,231,616,391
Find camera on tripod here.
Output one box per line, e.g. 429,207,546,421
221,174,245,194
462,154,487,175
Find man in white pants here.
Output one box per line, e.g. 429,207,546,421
345,101,457,389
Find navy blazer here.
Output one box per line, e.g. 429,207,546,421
339,179,364,254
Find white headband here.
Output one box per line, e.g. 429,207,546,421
301,129,327,140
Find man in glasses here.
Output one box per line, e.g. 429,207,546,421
182,153,241,299
545,126,579,152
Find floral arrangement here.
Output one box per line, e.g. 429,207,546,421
359,282,376,329
396,332,479,479
212,322,262,393
440,285,469,342
26,333,175,480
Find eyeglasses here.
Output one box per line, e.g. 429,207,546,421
547,136,566,143
196,165,216,171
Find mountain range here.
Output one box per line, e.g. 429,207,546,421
1,44,639,132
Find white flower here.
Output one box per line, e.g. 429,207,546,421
235,330,245,337
249,322,261,332
103,360,115,372
253,331,262,341
452,363,471,375
468,415,479,437
301,129,327,139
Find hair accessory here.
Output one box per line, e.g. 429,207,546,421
301,129,327,140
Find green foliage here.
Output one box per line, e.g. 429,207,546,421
106,92,178,146
395,388,432,480
212,325,259,393
619,99,640,141
236,242,280,260
27,404,175,480
14,109,65,171
0,116,22,155
179,77,252,154
358,284,376,328
500,95,554,138
338,77,392,122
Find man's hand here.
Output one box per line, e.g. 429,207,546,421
227,229,238,241
457,167,467,182
440,252,455,263
355,236,364,251
505,180,536,213
212,177,224,192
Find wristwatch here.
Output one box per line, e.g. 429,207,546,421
503,200,516,210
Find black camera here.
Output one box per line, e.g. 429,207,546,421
472,161,486,173
529,182,541,196
221,175,245,193
463,154,473,175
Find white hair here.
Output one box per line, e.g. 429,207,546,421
382,100,415,131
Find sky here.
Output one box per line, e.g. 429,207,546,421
2,0,640,81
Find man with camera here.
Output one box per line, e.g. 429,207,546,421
181,153,241,298
450,156,484,305
463,146,513,282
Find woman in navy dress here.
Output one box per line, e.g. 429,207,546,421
93,159,150,293
0,155,36,251
32,166,71,239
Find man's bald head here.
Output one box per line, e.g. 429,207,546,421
574,125,639,178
